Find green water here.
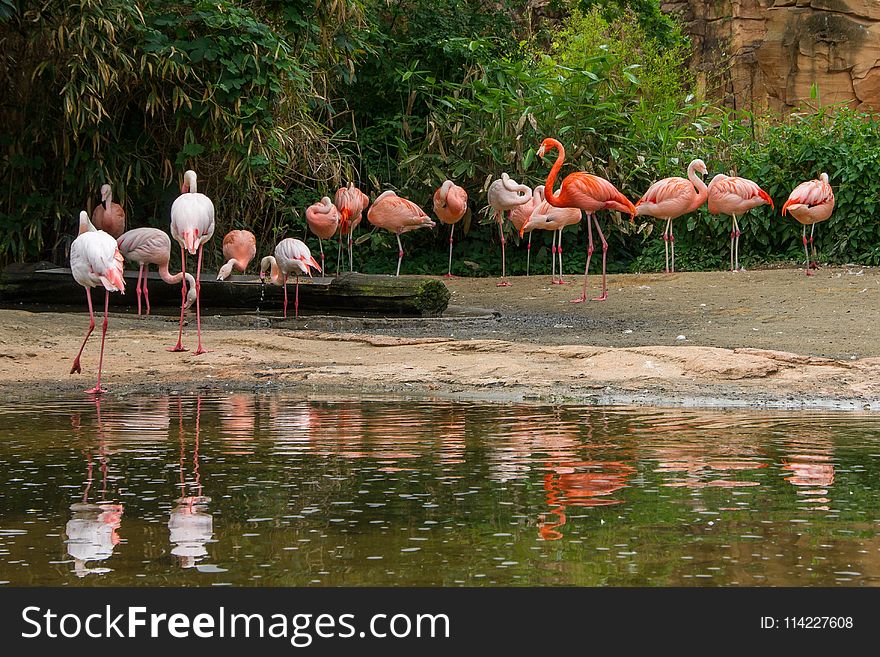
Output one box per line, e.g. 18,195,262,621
0,394,878,586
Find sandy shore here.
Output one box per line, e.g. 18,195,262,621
1,267,878,409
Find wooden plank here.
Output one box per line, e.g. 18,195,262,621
0,262,451,316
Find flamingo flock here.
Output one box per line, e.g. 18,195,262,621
68,140,834,394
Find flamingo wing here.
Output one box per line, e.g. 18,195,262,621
117,228,170,264
782,179,834,215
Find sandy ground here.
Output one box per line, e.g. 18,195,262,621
1,267,878,409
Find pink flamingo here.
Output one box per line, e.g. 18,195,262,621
487,173,532,286
782,173,834,276
69,211,126,394
259,238,321,319
635,158,708,273
334,182,370,273
217,230,257,281
538,137,636,302
507,185,538,276
707,173,774,272
117,228,196,315
433,180,469,278
519,185,582,284
305,197,340,274
169,169,214,354
91,183,126,239
367,191,436,276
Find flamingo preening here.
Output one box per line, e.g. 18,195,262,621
433,180,469,278
367,191,436,276
305,197,340,274
116,228,196,315
217,230,257,281
538,137,636,302
69,211,126,394
169,169,214,354
91,183,126,238
507,185,538,276
707,173,773,272
259,238,321,319
519,185,582,284
782,173,835,276
487,173,532,286
334,182,370,273
636,158,709,273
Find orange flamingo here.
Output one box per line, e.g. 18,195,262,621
305,197,340,274
519,185,582,284
707,173,773,272
782,173,835,275
117,227,196,315
259,238,321,319
217,230,257,281
432,180,469,277
334,182,370,273
636,158,709,273
367,191,436,276
69,211,126,394
91,183,126,238
538,137,636,302
487,173,531,286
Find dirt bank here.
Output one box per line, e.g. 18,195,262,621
1,267,878,409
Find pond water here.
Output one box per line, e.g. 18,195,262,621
0,394,878,586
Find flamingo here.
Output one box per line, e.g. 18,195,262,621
69,211,126,394
117,228,196,315
707,173,774,272
366,190,436,276
538,137,636,302
782,173,835,276
91,183,126,238
519,185,582,284
305,197,340,274
507,185,538,276
334,182,370,273
169,169,214,354
635,158,709,273
433,180,469,278
259,238,321,319
487,173,532,286
217,230,257,281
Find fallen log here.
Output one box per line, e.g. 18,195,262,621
0,262,451,316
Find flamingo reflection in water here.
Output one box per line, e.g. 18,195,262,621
169,395,213,569
782,434,835,511
219,394,257,456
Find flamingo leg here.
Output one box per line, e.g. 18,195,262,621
295,275,300,319
497,212,511,287
194,245,206,355
551,230,557,284
571,213,594,303
526,233,532,277
169,245,188,352
810,223,817,268
663,218,670,274
444,223,456,278
730,217,736,272
558,228,566,284
71,288,96,375
669,218,676,274
802,225,812,276
85,290,109,395
282,274,288,319
349,229,354,272
396,233,404,277
592,215,609,301
734,215,741,271
318,238,325,275
135,264,144,315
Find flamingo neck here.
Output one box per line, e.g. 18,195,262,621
687,163,708,213
543,140,565,206
157,261,183,285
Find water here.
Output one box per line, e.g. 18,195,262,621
0,394,879,586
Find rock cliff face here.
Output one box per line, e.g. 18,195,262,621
662,0,880,112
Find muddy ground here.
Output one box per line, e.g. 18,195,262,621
1,267,878,408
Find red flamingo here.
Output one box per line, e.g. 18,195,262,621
116,227,196,315
367,191,436,276
707,173,773,272
433,180,469,278
217,230,257,281
538,137,636,302
782,173,835,275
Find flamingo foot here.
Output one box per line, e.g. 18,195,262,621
591,293,608,302
84,385,107,395
570,295,587,304
168,343,188,353
443,273,457,279
194,346,208,356
557,278,567,285
809,261,819,270
496,280,511,287
70,359,82,375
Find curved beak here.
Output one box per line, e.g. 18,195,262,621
537,145,546,158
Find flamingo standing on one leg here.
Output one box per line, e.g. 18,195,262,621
305,197,340,274
519,185,582,284
707,173,773,272
217,230,257,281
367,191,436,276
433,180,469,278
117,228,196,315
508,185,538,277
91,183,126,238
487,173,532,286
334,182,370,273
782,173,834,276
259,238,321,319
538,138,636,302
635,159,709,273
169,169,215,354
70,211,126,394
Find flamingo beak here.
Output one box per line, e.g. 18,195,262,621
537,145,546,158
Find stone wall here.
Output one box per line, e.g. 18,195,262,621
662,0,880,113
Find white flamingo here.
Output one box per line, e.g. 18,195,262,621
69,211,126,394
116,228,196,316
487,173,531,286
169,170,214,354
259,238,321,319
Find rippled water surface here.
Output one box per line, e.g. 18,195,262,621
0,394,879,586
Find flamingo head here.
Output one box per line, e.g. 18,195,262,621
537,138,560,159
181,170,197,194
692,159,708,177
100,184,111,205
